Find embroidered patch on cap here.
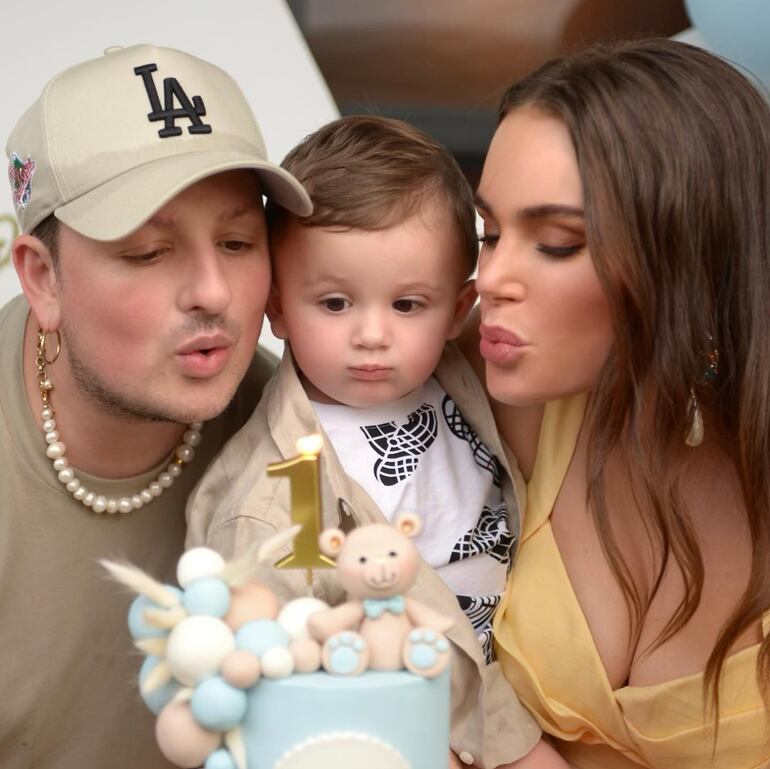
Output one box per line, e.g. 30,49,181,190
8,153,36,210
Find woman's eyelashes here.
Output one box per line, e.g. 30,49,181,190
536,242,584,258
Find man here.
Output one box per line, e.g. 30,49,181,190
0,44,310,768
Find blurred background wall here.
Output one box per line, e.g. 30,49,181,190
287,0,692,185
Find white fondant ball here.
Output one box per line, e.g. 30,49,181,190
261,646,295,679
166,616,235,686
177,547,225,588
277,597,329,641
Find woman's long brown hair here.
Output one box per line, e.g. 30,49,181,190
498,39,770,724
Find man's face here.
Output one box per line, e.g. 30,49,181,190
54,170,270,424
269,199,475,408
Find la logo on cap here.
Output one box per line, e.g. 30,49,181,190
134,62,213,139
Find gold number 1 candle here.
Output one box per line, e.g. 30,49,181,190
267,434,335,586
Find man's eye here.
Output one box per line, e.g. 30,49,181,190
124,249,165,264
321,297,349,312
221,240,250,252
393,299,422,314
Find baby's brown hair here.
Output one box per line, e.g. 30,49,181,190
266,115,478,277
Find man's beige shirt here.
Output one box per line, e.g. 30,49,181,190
0,295,274,769
187,343,540,767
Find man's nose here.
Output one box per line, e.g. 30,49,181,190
179,247,232,316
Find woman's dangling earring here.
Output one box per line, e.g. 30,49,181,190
685,389,704,447
684,341,719,448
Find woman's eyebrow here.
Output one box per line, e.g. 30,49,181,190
474,194,584,221
520,203,584,220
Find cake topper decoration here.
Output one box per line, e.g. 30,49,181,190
267,433,334,590
307,514,454,678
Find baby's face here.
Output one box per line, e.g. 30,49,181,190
269,200,475,407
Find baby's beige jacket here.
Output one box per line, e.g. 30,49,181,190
186,342,540,767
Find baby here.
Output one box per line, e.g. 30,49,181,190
187,116,538,767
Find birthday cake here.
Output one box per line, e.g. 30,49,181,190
106,511,453,769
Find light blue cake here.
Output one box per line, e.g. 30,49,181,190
111,531,454,769
242,670,450,769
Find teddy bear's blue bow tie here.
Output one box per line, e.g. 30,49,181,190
363,595,406,619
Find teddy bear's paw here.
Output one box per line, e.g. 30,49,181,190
403,628,450,678
322,631,370,676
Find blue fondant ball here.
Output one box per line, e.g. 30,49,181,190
685,0,770,85
128,587,183,640
183,577,231,618
235,619,290,656
139,656,182,715
191,676,248,732
205,748,237,769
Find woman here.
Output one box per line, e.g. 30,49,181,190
467,39,770,768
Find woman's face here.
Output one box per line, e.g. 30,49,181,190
475,106,614,406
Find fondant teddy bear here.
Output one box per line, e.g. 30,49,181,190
306,513,453,678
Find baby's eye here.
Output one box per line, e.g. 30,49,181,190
321,297,350,313
392,298,422,314
358,556,368,564
388,550,398,558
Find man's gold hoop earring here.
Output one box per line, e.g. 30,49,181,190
38,329,61,365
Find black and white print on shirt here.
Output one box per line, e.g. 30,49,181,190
442,395,502,487
360,403,438,486
457,593,501,663
450,503,515,567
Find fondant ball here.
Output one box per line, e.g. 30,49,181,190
261,645,295,679
235,619,290,657
177,547,225,588
139,656,182,715
183,577,231,618
155,700,221,767
166,616,235,686
277,597,329,641
224,581,280,630
128,588,182,640
191,676,248,731
290,638,322,673
205,749,237,769
221,649,261,688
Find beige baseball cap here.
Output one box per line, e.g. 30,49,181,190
6,44,312,240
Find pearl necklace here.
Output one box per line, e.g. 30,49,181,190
36,329,203,515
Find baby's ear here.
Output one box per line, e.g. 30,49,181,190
266,284,288,340
319,528,346,557
393,513,422,539
447,280,477,340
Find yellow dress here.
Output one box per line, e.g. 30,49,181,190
494,395,770,769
